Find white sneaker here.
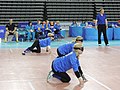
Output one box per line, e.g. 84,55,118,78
47,70,54,82
22,52,26,55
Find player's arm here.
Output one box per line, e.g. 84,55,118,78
74,71,84,87
46,46,51,54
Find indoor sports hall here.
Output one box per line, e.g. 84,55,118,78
0,0,120,90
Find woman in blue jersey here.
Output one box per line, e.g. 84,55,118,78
95,8,109,46
57,36,83,57
22,33,54,55
47,43,87,86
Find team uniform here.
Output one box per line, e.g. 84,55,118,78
57,36,84,57
96,12,109,46
57,42,75,57
47,43,87,84
51,51,83,82
22,33,54,55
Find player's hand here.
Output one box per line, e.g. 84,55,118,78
78,78,84,88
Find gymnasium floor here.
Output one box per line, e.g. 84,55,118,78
0,38,120,90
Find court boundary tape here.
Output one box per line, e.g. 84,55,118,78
9,48,13,53
28,82,35,90
84,73,112,90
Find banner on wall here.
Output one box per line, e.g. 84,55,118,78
0,25,6,39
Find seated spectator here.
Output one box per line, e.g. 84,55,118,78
4,19,18,42
44,20,52,37
49,21,55,33
54,21,64,39
34,19,42,39
115,20,120,28
80,20,86,27
86,19,96,28
25,21,35,41
71,21,78,26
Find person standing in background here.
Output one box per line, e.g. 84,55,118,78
95,8,109,46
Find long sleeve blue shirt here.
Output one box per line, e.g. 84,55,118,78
53,51,80,72
58,42,75,55
39,37,51,47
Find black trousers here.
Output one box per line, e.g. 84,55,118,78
28,39,41,53
52,62,71,83
98,24,109,45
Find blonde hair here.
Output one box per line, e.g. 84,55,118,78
48,33,54,37
73,43,82,56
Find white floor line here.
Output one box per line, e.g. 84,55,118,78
28,82,35,90
9,48,13,53
84,73,112,90
51,53,112,90
0,80,29,83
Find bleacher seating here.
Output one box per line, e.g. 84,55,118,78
0,0,44,25
0,0,120,25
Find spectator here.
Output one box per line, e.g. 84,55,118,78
34,19,43,39
25,21,35,41
44,20,52,37
4,19,18,42
54,21,64,39
49,21,55,33
71,21,78,26
115,20,120,28
87,19,96,28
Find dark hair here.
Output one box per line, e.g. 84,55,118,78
28,21,32,26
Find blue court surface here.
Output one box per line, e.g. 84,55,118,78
0,37,120,48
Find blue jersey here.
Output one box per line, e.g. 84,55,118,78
58,42,75,55
34,24,42,32
54,24,61,30
39,37,51,47
53,51,80,72
96,13,107,25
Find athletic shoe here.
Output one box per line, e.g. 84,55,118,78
47,70,54,82
98,44,101,46
22,48,31,55
22,52,25,55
